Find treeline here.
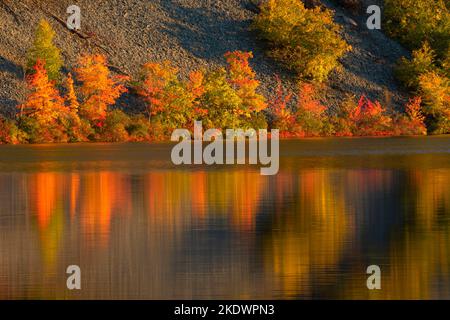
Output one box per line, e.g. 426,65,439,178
0,14,445,144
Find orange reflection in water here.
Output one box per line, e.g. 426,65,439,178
0,152,447,299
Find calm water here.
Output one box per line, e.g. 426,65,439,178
0,137,449,299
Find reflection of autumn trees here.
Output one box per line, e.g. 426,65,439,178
1,162,448,299
379,169,450,299
263,169,355,297
339,169,450,299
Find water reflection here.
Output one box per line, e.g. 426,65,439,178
0,138,449,299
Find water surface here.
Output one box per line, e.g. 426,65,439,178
0,137,449,299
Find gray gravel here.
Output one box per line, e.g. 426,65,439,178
0,0,410,117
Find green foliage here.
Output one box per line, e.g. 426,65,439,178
27,20,63,81
200,68,244,129
17,115,68,143
418,71,450,134
385,0,450,59
395,43,437,89
126,115,151,142
252,0,351,82
0,117,25,144
99,109,131,142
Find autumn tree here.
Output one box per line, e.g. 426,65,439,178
19,59,68,142
76,54,128,126
62,72,91,142
27,19,63,81
224,51,267,114
137,61,178,119
65,73,79,113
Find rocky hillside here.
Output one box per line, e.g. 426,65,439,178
0,0,410,117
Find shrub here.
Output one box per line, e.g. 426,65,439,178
137,61,178,118
200,67,244,129
252,0,351,82
395,42,437,90
27,19,63,81
76,54,128,126
268,77,298,137
295,83,329,136
126,115,151,142
0,117,24,144
65,73,79,113
393,97,427,136
330,95,356,136
350,96,394,136
418,71,450,134
332,96,394,136
99,109,131,142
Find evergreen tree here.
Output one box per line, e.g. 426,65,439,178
27,19,63,81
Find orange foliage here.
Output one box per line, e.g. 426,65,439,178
295,83,328,136
298,83,326,115
187,70,208,117
65,73,79,113
224,51,267,113
20,59,66,123
76,54,128,125
269,76,298,137
350,96,394,136
137,61,177,117
393,97,427,136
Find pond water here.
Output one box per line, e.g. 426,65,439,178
0,137,449,299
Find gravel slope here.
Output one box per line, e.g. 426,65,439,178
0,0,410,117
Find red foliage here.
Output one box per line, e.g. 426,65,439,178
350,96,394,136
269,76,300,137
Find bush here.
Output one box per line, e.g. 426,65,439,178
295,83,329,136
332,96,394,136
393,97,427,136
418,71,450,134
395,43,437,90
137,52,267,134
99,109,131,142
252,0,351,82
126,115,151,142
200,68,244,129
0,117,24,144
27,20,63,81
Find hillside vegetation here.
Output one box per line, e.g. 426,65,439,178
0,0,448,143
